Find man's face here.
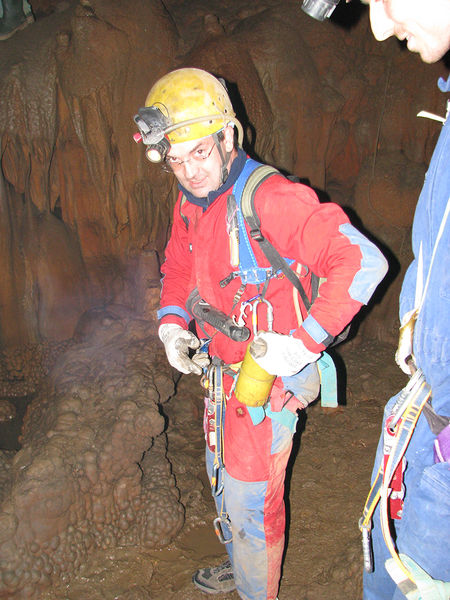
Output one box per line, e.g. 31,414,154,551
365,0,450,63
165,126,237,198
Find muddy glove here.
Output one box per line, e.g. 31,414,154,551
251,331,321,377
395,309,417,375
192,350,211,371
158,323,202,375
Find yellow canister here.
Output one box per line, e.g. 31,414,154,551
235,341,275,407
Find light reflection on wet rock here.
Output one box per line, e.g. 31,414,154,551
0,308,184,599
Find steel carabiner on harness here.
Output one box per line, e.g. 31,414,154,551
251,297,274,335
211,462,224,496
213,515,233,544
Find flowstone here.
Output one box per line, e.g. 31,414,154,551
0,307,184,599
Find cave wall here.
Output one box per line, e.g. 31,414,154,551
0,0,448,349
0,0,178,347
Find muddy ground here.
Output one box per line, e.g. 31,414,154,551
1,338,408,599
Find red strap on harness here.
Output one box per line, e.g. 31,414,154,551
383,415,406,520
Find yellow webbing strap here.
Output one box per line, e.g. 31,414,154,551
359,370,432,586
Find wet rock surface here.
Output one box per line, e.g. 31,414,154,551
0,307,184,599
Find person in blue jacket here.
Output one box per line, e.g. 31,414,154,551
360,1,450,599
302,0,449,596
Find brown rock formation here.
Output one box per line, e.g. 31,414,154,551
0,0,178,348
0,307,183,599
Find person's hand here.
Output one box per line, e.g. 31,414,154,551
250,331,321,376
158,323,203,375
192,350,211,371
395,309,417,375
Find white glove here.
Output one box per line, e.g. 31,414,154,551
158,323,203,375
395,309,417,375
250,331,321,377
191,351,211,371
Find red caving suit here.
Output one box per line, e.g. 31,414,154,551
158,149,388,600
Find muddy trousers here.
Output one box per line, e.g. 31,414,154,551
363,392,450,600
205,392,296,600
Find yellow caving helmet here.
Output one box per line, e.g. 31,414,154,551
133,68,243,163
146,68,242,144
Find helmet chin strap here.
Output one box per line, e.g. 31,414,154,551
213,132,232,184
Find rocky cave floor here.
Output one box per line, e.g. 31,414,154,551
1,337,407,600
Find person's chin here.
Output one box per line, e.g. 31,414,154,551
406,37,436,63
187,180,211,198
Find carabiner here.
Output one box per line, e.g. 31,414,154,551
213,515,233,544
251,298,274,335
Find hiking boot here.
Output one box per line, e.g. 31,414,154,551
192,558,236,594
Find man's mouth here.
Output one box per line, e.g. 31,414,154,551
189,179,206,187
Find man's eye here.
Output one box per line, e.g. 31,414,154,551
195,148,207,157
167,156,179,164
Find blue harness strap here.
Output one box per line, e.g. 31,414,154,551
232,158,276,285
230,158,296,286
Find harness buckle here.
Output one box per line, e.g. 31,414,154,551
249,228,264,242
219,272,236,288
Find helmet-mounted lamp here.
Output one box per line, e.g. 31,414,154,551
301,0,340,21
133,106,171,163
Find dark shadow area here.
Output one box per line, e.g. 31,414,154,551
0,394,34,451
221,79,259,157
443,50,450,69
330,0,367,30
328,346,348,406
282,408,308,568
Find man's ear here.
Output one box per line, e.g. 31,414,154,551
223,125,236,152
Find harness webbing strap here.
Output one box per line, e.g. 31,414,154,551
211,363,225,497
360,369,432,587
208,361,233,545
240,161,313,311
233,160,278,285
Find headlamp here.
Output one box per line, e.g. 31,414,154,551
133,106,171,163
301,0,340,21
145,139,171,163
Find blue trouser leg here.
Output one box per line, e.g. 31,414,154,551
205,419,293,600
207,445,269,598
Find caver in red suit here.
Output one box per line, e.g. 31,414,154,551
158,147,388,600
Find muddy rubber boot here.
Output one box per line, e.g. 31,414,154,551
192,558,236,594
0,0,34,41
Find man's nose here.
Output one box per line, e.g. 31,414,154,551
369,1,395,41
183,159,198,179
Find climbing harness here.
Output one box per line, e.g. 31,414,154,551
359,367,432,586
